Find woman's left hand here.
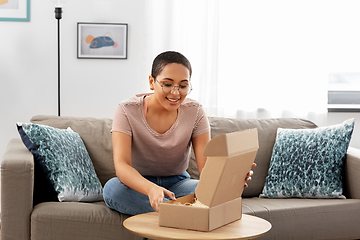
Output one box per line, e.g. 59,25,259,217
244,163,257,188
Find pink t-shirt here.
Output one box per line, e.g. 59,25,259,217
112,93,210,176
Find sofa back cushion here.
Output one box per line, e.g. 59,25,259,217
188,117,318,198
31,115,115,186
31,115,318,198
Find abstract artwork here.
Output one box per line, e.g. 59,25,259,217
77,22,128,59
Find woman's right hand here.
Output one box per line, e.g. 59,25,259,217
147,185,176,212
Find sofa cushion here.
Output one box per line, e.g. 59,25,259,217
188,117,318,197
260,118,355,199
17,122,103,202
31,115,115,186
31,202,142,240
242,198,360,240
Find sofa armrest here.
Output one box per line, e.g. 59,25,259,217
1,138,34,240
343,147,360,199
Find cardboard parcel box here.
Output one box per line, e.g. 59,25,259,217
159,128,259,232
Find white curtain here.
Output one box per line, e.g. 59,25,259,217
143,0,360,125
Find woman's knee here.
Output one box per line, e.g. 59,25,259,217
103,177,125,208
104,177,120,197
103,177,154,215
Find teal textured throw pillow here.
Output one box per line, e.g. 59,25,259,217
17,122,103,202
260,118,354,199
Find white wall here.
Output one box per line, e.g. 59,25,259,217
1,0,360,161
0,0,151,159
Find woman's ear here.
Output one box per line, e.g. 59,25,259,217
149,75,155,90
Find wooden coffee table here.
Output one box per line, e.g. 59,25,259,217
123,212,271,240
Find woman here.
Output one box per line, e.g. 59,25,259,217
103,51,254,215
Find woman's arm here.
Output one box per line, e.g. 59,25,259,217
112,131,175,211
192,132,211,175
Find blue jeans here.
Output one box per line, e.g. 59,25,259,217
103,171,198,215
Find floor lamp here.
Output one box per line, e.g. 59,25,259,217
51,0,67,116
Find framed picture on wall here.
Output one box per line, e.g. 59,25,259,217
77,22,128,59
0,0,30,21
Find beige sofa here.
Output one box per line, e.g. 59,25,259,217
2,115,360,240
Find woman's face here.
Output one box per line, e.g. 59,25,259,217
149,63,190,112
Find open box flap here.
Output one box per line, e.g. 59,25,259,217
204,128,259,157
195,128,259,207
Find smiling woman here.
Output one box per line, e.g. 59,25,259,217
102,51,213,215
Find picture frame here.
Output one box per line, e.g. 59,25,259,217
77,22,128,59
0,0,30,22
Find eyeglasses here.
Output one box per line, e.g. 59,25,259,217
155,79,192,96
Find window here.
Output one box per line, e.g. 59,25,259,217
328,73,360,112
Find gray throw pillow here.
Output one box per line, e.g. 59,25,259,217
260,118,354,198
